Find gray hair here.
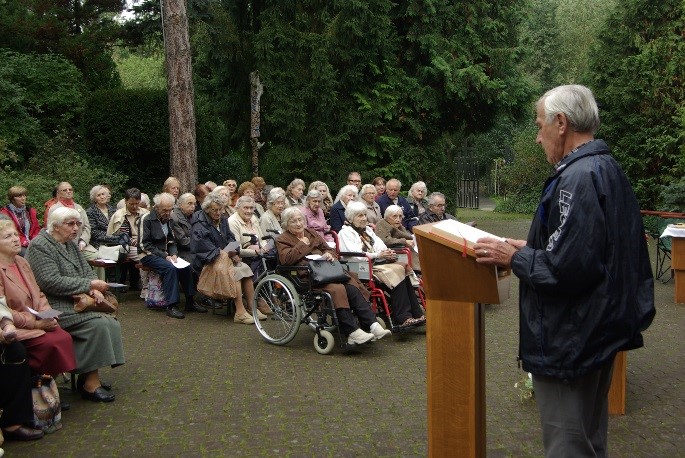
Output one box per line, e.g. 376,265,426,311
89,185,110,203
201,193,226,211
266,187,286,208
235,195,255,209
177,192,195,206
538,84,600,134
344,201,367,222
47,207,81,234
335,185,359,203
306,189,322,201
360,184,376,196
280,206,304,229
386,178,402,189
286,178,305,195
308,180,330,196
409,181,427,196
140,193,150,208
210,186,229,198
427,192,446,205
384,204,404,219
153,192,175,207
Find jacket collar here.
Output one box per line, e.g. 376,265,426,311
40,229,83,271
0,256,31,296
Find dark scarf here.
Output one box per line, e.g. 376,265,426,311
8,203,29,238
350,223,375,253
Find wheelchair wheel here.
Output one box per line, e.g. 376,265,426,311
313,330,335,355
253,275,302,345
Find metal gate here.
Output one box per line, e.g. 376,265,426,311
454,141,479,209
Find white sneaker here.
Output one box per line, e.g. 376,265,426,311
370,322,392,341
347,328,374,345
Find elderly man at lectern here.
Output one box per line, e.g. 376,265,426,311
474,85,655,458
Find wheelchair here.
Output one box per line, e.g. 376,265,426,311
250,249,364,355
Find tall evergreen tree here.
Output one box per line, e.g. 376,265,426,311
587,0,685,207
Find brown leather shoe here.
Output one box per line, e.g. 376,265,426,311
2,426,44,441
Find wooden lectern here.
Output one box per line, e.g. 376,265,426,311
414,222,511,458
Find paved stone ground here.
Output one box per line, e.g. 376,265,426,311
4,211,683,457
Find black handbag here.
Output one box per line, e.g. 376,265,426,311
308,259,350,285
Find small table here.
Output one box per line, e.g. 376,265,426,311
660,225,685,303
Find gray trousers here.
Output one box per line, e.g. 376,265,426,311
533,359,615,458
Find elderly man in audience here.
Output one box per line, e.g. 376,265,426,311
329,185,359,233
170,193,197,265
140,193,204,319
347,171,362,189
302,189,333,243
108,188,149,293
377,179,418,232
1,186,41,256
359,184,382,225
47,182,98,261
417,192,457,224
260,187,286,236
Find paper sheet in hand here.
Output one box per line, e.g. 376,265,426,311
305,254,325,260
432,219,505,250
171,257,190,269
94,258,117,264
27,307,62,319
223,241,241,253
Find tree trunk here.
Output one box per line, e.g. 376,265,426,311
250,70,263,177
162,0,197,192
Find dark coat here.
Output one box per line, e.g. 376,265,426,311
329,201,346,233
376,194,418,231
511,139,655,380
170,207,193,264
189,209,236,276
141,209,177,258
85,204,119,248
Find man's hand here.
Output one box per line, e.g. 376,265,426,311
166,255,178,263
473,237,524,268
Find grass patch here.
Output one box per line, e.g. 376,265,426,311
457,208,533,222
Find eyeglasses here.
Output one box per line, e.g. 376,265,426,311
63,221,83,227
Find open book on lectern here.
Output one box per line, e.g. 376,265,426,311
431,219,505,253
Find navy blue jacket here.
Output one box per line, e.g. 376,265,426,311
189,209,237,276
329,201,346,233
511,139,655,379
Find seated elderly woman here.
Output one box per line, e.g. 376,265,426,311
0,219,76,377
359,184,382,225
47,182,98,262
260,187,286,236
338,202,425,328
329,185,359,233
276,207,390,344
228,196,270,284
375,205,421,271
1,298,45,441
302,189,334,244
210,186,235,216
251,176,267,206
407,181,429,217
285,178,306,207
86,185,122,254
170,193,197,265
308,181,333,218
162,176,181,200
237,181,265,217
190,194,269,323
223,180,239,207
1,186,41,257
26,207,125,403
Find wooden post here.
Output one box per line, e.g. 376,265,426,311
608,351,626,415
672,237,685,304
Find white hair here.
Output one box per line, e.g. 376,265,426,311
334,185,359,203
89,185,110,203
153,192,175,207
177,192,195,206
344,201,367,221
280,206,305,229
384,205,404,219
47,207,81,234
538,84,600,134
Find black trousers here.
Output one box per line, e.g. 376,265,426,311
390,277,423,323
336,284,377,336
0,341,34,428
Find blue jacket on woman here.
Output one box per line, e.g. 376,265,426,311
189,209,236,276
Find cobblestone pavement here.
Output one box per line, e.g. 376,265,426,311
4,213,683,457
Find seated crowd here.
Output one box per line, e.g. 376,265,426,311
0,172,459,443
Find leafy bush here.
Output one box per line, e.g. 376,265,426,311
497,125,551,214
82,88,169,192
658,177,685,213
0,78,44,161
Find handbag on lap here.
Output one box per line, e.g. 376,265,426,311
197,251,238,300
